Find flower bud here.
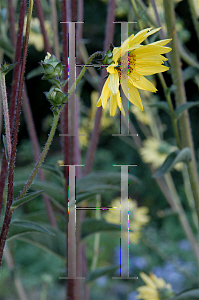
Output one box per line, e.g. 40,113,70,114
44,86,68,107
40,52,65,79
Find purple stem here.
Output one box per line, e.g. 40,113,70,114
0,0,27,219
34,0,52,53
0,0,32,267
8,0,16,47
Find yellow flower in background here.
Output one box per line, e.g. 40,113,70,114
139,137,183,171
104,198,150,243
130,105,152,125
136,272,174,300
22,17,53,51
97,27,172,116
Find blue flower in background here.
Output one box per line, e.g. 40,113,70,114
152,261,186,293
178,239,191,251
127,291,138,300
129,256,148,271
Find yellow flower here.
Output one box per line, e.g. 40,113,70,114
136,272,174,300
139,137,183,171
104,198,150,243
97,27,172,116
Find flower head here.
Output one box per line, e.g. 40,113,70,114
104,198,150,243
97,27,172,116
136,272,174,300
139,137,183,171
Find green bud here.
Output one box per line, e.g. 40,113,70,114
40,52,65,79
44,86,68,107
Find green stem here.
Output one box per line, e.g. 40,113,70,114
91,194,101,271
0,70,11,160
158,73,182,149
188,0,199,41
17,113,59,200
61,51,103,108
17,51,104,201
182,164,198,230
163,0,199,222
164,173,199,265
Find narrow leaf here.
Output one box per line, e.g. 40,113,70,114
81,218,132,239
175,102,199,119
26,65,43,80
168,288,199,300
153,147,192,178
7,220,54,241
11,190,44,210
86,265,119,282
147,102,170,114
15,225,66,260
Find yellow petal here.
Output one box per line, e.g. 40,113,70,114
128,85,143,111
112,47,121,63
102,77,111,108
110,94,118,116
129,28,152,46
135,64,169,75
133,45,172,57
108,72,119,94
96,97,102,107
115,91,125,116
129,73,157,93
140,272,156,288
150,38,172,47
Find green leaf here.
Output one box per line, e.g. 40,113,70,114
11,190,44,210
182,66,199,82
26,65,43,80
174,102,199,120
76,171,140,194
15,225,66,260
81,218,126,239
7,220,54,241
14,180,65,204
0,37,14,60
168,288,199,300
41,163,64,179
1,62,18,75
86,265,119,282
153,147,192,178
147,102,170,114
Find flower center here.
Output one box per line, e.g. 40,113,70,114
116,53,136,82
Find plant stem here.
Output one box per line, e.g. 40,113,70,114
158,73,182,149
35,0,52,53
0,0,33,268
163,0,199,222
0,70,11,160
91,195,101,271
17,114,59,200
49,0,60,60
164,173,199,265
188,0,199,41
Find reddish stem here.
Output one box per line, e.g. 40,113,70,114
8,0,16,47
34,0,52,53
0,0,32,267
0,0,27,219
